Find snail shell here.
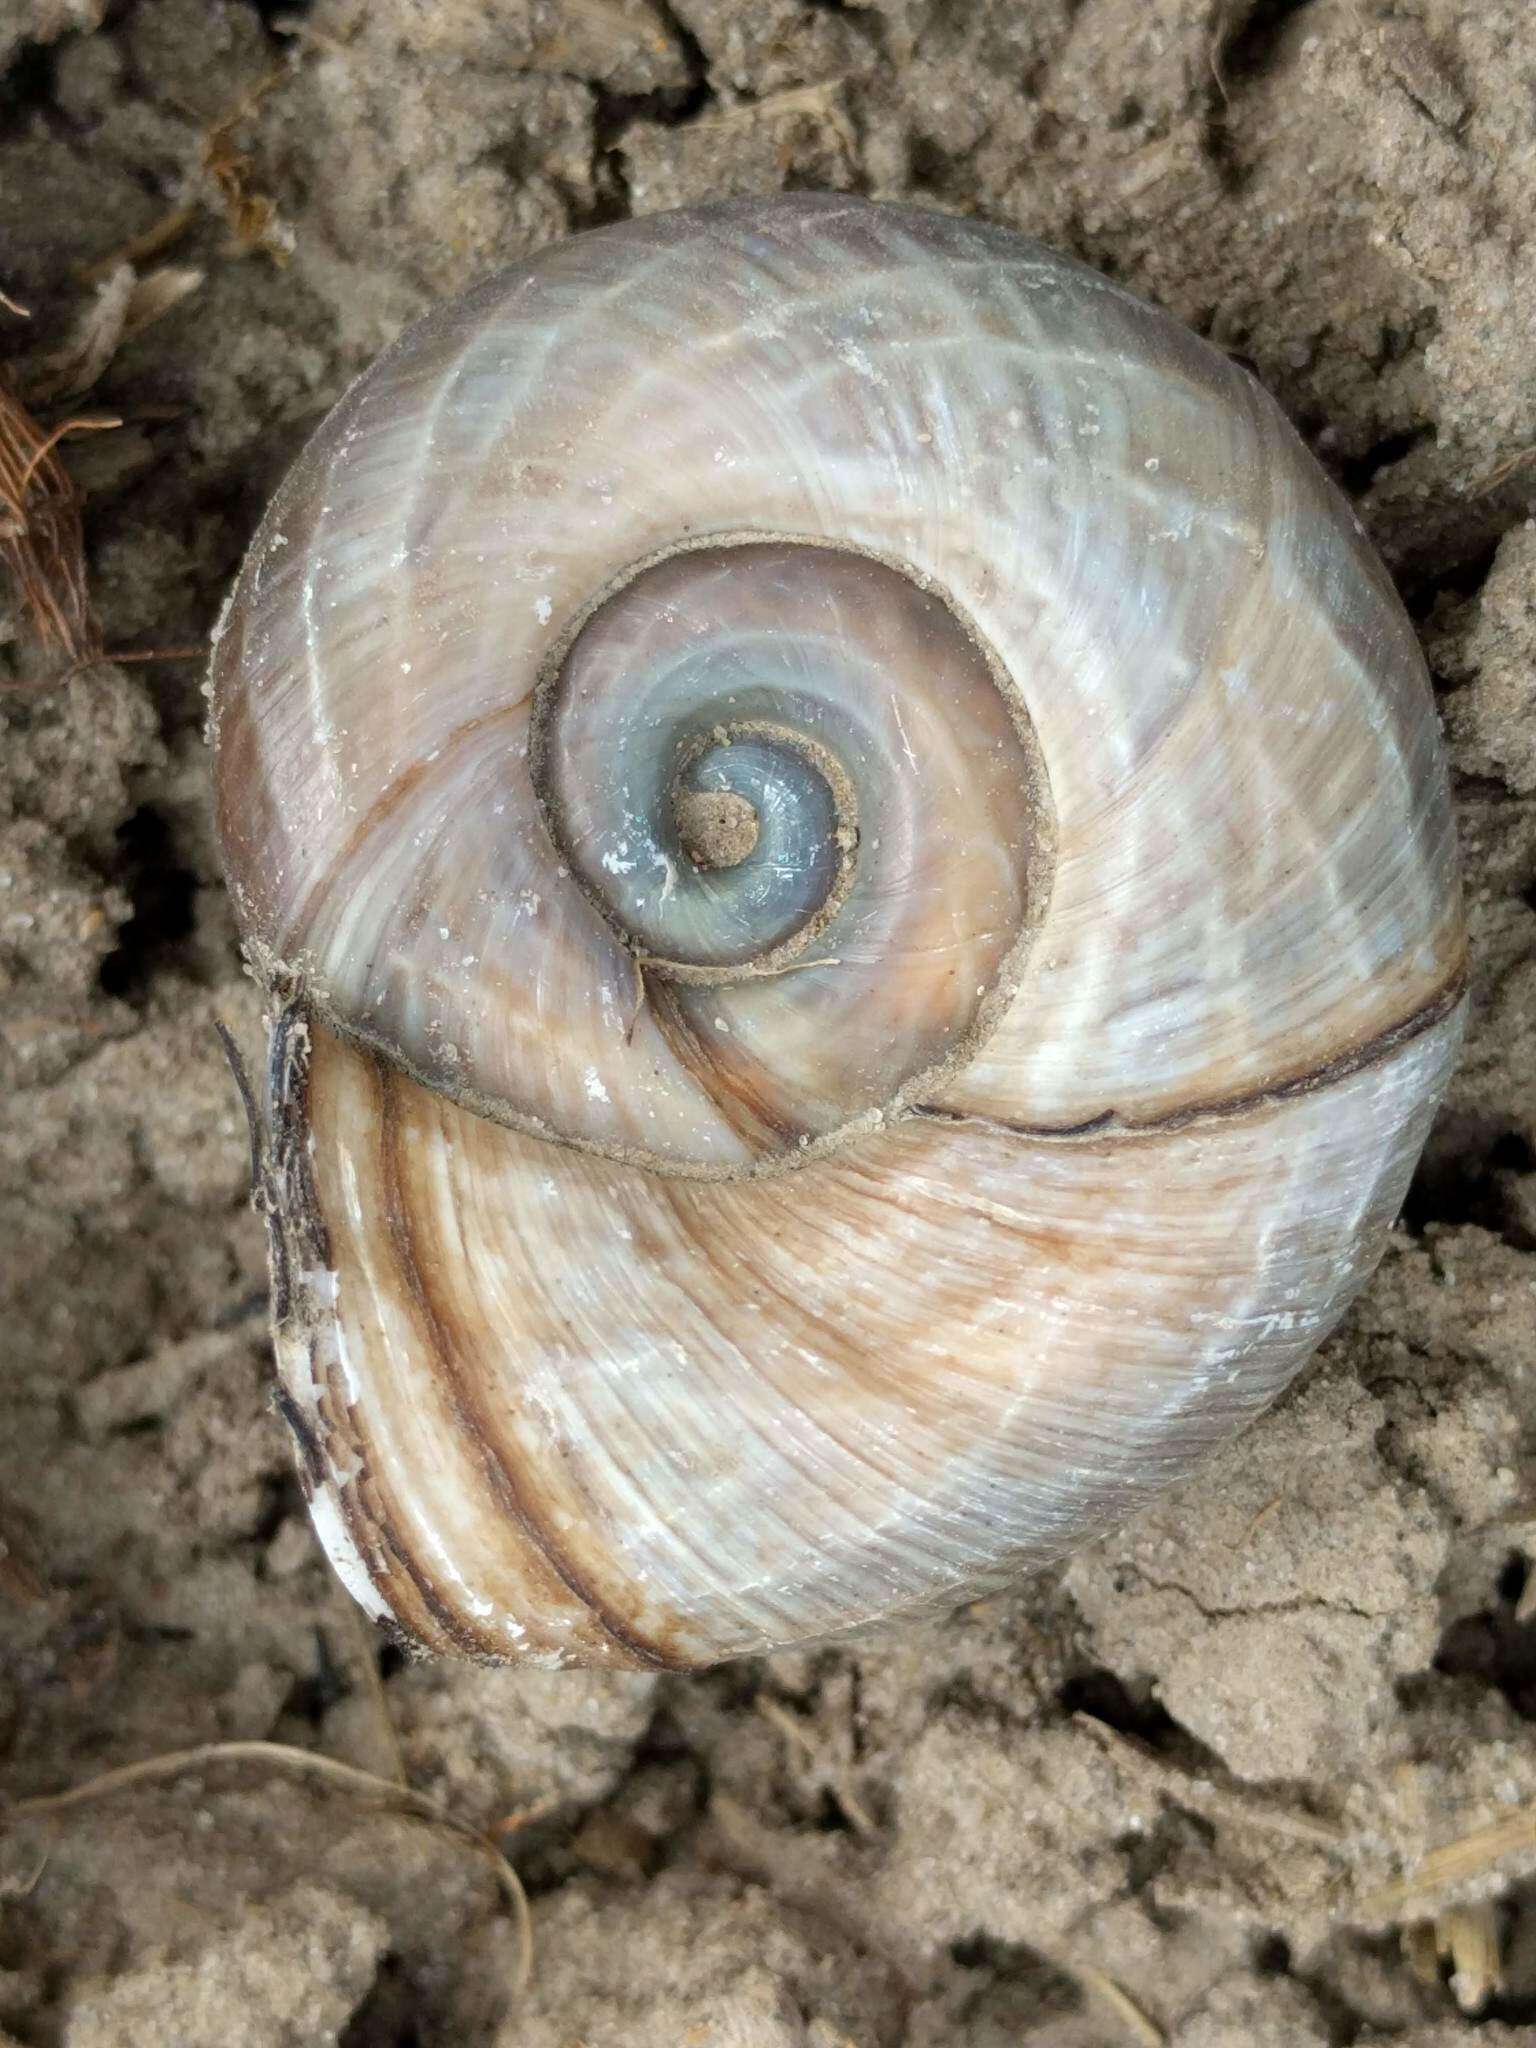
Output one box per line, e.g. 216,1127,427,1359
211,196,1465,1670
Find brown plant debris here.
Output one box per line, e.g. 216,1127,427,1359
1474,445,1536,497
689,79,858,164
1072,1714,1345,1850
0,374,115,673
77,62,298,288
201,66,296,262
79,206,200,287
1042,1955,1166,2046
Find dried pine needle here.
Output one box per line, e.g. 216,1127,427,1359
755,1693,877,1836
1361,1804,1536,1917
1474,445,1536,497
1046,1953,1166,2047
1072,1713,1344,1849
5,1738,533,1993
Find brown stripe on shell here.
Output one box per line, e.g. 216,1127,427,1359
247,989,1460,1663
643,976,811,1157
369,1500,492,1657
371,1054,686,1670
278,699,527,977
273,1015,683,1664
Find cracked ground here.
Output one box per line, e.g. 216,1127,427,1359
2,0,1536,2042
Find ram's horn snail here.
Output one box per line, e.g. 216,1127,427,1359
210,194,1465,1670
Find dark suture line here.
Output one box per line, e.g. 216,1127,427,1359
271,1385,326,1492
372,1058,681,1670
260,999,324,1331
912,961,1468,1143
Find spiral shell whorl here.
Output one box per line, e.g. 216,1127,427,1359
213,195,1466,1668
528,535,1052,1163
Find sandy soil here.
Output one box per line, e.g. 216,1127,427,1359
1,1,1534,2042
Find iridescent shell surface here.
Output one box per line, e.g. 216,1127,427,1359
210,195,1465,1669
